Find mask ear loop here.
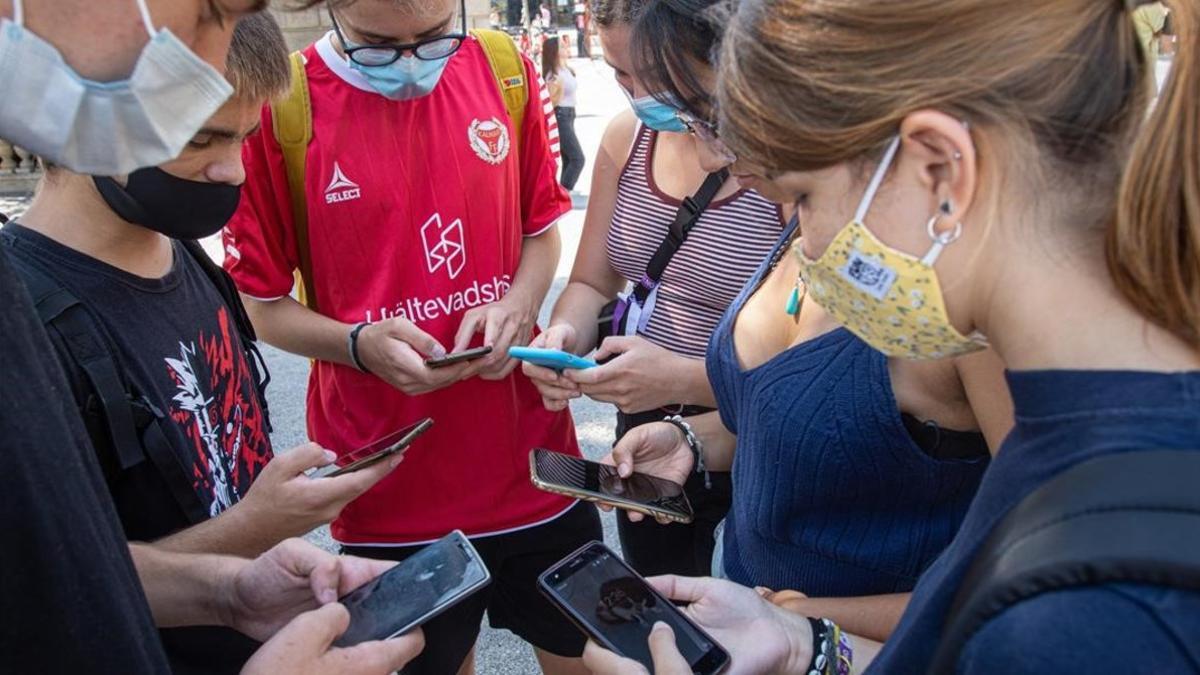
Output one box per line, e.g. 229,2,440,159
134,0,156,37
12,0,23,25
854,135,902,224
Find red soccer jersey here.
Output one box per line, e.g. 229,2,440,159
224,33,577,545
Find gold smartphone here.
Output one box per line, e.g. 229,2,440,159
310,418,434,478
529,449,694,524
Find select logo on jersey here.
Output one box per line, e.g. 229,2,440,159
421,213,467,280
468,118,510,165
324,162,361,204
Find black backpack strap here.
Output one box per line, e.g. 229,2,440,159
19,257,211,524
930,449,1200,674
631,168,730,304
20,261,146,473
179,239,273,433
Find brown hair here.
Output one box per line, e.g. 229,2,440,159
226,11,291,102
541,35,562,81
592,0,645,28
719,0,1200,351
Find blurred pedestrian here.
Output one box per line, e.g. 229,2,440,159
543,36,585,191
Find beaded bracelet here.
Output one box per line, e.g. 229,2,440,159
662,414,711,489
806,618,833,675
806,617,852,675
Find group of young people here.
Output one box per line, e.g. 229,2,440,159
0,0,1197,674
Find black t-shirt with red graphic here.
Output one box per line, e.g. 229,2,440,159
2,223,271,675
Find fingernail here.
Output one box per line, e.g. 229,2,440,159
319,588,337,604
431,344,447,358
651,621,671,634
390,455,403,469
323,450,338,464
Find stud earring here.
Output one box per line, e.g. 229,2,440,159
940,200,954,216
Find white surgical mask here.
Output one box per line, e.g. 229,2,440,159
0,0,233,175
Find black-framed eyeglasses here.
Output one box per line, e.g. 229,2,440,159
330,0,468,66
675,110,738,165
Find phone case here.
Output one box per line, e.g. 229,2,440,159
528,451,694,524
508,346,597,370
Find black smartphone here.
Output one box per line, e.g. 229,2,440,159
529,449,694,524
424,345,493,369
334,530,491,647
309,418,434,478
539,541,729,674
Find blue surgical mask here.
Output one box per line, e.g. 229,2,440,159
625,90,688,133
0,0,233,175
348,49,451,101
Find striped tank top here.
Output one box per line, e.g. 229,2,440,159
606,126,783,358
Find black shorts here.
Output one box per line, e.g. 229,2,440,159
342,500,602,674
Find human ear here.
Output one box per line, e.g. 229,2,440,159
897,110,976,233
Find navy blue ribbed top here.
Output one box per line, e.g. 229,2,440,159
706,222,988,595
872,369,1200,673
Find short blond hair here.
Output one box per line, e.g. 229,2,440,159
226,12,290,102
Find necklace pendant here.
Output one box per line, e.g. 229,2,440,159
785,285,801,316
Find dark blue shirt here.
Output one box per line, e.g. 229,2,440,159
706,221,987,595
872,369,1200,673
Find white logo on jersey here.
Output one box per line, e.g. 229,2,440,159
468,118,510,165
420,213,466,280
324,162,361,204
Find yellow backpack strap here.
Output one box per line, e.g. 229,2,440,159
270,51,318,312
470,29,528,140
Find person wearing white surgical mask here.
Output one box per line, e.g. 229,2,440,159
0,0,264,174
0,2,423,674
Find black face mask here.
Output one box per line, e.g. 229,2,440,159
93,167,241,240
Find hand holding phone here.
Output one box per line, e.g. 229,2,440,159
308,418,433,478
539,542,730,674
580,574,808,675
509,346,597,371
529,449,694,524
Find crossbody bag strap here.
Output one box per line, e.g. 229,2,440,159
632,167,730,303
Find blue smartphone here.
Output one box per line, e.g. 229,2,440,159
508,346,597,370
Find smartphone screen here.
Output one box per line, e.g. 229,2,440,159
531,449,694,523
540,542,729,674
309,418,434,478
334,530,491,647
425,345,493,369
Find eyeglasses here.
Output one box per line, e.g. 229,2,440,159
675,110,737,165
329,0,468,66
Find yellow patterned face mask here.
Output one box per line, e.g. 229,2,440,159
793,137,987,360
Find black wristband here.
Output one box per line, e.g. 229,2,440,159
348,321,371,374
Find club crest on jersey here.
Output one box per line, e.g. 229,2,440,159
468,118,510,165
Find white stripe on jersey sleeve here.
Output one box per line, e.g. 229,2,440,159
534,72,560,162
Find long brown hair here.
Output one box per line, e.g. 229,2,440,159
719,0,1200,350
541,35,562,81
